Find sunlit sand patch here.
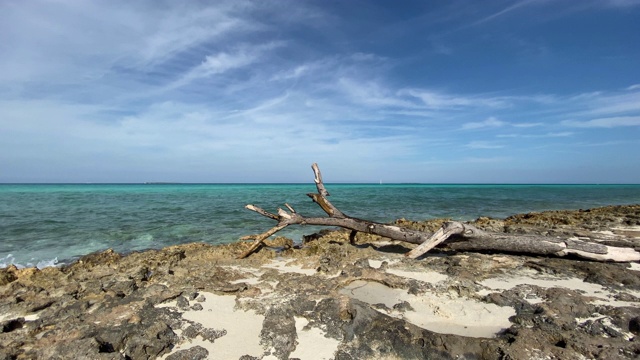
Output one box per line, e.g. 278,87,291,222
289,316,340,360
340,280,515,338
23,313,39,321
594,226,640,240
629,262,640,272
386,268,449,284
611,226,640,238
158,292,265,359
368,259,399,269
230,277,263,285
368,259,449,284
479,269,640,307
261,259,317,275
0,312,40,322
593,230,616,238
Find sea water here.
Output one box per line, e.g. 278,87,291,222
1,183,640,268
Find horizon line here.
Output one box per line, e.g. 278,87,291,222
1,182,640,186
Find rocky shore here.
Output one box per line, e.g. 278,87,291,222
1,204,640,359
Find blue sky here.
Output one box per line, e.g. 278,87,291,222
1,0,639,183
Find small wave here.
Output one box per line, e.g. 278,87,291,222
0,254,60,269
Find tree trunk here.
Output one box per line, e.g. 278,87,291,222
239,163,640,262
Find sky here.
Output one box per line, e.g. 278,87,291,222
1,0,639,183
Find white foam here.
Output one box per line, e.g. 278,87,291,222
0,254,60,269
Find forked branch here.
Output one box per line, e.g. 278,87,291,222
239,163,640,262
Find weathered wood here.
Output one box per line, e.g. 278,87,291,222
240,163,640,262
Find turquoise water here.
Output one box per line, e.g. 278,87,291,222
1,183,640,268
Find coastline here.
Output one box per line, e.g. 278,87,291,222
3,182,640,268
1,204,640,359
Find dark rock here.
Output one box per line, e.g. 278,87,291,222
0,266,18,286
1,204,639,359
165,345,208,360
1,318,24,333
629,316,640,334
260,306,297,359
176,296,189,310
392,301,414,312
201,328,227,342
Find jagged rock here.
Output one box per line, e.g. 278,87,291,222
165,345,209,360
0,205,639,359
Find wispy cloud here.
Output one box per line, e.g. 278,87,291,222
468,0,545,27
461,117,507,130
399,89,511,109
466,141,504,149
165,42,283,91
1,1,639,183
562,116,640,128
512,122,544,128
462,156,510,163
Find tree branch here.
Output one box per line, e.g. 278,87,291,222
239,163,640,262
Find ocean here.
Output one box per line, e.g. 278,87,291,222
1,183,640,268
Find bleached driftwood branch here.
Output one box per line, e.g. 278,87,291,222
239,163,640,262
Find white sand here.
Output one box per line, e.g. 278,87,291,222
368,259,398,268
159,289,341,359
340,280,515,338
159,292,266,359
629,262,640,272
368,259,449,284
230,277,263,285
479,269,640,307
386,268,449,284
261,259,317,275
23,313,40,321
0,312,40,322
288,317,340,360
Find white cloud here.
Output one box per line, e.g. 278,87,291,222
165,42,283,91
496,132,574,138
399,89,509,109
562,116,640,128
1,1,639,183
462,156,510,163
466,141,504,149
512,122,544,128
337,78,417,109
462,117,507,130
546,131,574,137
572,92,640,117
605,0,640,7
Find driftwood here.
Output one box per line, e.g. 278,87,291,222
240,163,640,262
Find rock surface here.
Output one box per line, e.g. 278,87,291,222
0,204,639,359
